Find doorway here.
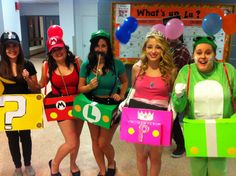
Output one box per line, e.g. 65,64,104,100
81,16,98,60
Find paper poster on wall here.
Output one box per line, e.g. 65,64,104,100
116,4,131,24
112,3,235,64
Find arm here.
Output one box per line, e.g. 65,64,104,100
112,72,128,101
78,77,98,93
22,61,41,93
171,65,189,113
38,61,49,89
23,73,41,93
78,62,98,93
75,56,83,66
131,60,141,85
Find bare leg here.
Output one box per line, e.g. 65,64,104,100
88,123,106,175
149,146,162,176
50,120,78,174
134,144,148,176
99,124,118,168
70,119,84,172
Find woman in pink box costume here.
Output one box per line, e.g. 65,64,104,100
129,30,176,176
172,36,236,176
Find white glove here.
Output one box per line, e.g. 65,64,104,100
118,88,136,111
175,83,187,98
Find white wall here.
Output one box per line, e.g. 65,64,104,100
74,0,98,59
0,0,4,33
59,0,74,52
20,3,59,16
1,0,21,40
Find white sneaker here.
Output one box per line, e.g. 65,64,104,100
13,169,23,176
25,165,36,176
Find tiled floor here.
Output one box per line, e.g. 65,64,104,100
0,56,235,176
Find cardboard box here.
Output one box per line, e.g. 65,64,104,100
72,94,118,129
184,116,236,157
120,107,173,146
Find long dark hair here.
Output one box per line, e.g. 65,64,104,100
0,42,25,80
46,45,75,78
87,36,115,75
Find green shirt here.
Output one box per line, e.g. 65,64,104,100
172,62,236,119
80,59,126,96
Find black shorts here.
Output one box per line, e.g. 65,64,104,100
128,99,167,111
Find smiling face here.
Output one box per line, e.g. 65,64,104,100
5,43,20,61
193,43,216,73
51,46,67,62
144,37,163,63
94,38,108,57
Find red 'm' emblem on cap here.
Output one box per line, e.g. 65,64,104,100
49,37,57,45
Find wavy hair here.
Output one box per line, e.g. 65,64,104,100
139,31,175,85
86,36,115,76
0,42,25,80
46,45,75,78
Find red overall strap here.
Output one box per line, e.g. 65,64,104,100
223,63,236,112
44,61,48,95
186,65,191,97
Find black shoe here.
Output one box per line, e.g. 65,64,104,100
106,161,116,176
171,147,185,158
71,170,80,176
97,172,105,176
48,160,62,176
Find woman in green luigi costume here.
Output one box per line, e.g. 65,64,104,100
79,30,128,176
172,36,236,176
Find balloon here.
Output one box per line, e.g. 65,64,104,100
123,16,138,33
115,25,131,44
222,14,236,34
165,18,184,40
202,13,222,35
151,24,166,35
47,25,63,38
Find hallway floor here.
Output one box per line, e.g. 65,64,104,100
0,56,235,176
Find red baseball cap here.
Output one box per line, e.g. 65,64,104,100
46,36,65,52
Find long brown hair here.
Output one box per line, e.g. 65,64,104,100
0,43,25,80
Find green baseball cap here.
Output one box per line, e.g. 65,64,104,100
90,29,110,42
193,36,217,52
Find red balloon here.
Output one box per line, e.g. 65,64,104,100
222,14,236,35
47,25,63,38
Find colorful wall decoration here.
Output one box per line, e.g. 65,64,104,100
112,3,235,64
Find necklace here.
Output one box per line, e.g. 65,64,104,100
150,82,154,88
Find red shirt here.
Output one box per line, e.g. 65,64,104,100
51,67,79,95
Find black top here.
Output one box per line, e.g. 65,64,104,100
3,60,37,94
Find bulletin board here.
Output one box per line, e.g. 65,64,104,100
111,3,235,64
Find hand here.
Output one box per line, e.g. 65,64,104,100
88,77,98,90
118,88,136,111
112,93,123,102
22,69,29,80
175,83,187,98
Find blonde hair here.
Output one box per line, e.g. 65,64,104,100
139,30,176,85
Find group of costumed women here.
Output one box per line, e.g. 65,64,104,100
0,23,235,176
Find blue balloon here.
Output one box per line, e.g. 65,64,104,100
123,16,138,33
115,26,131,44
202,13,222,35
